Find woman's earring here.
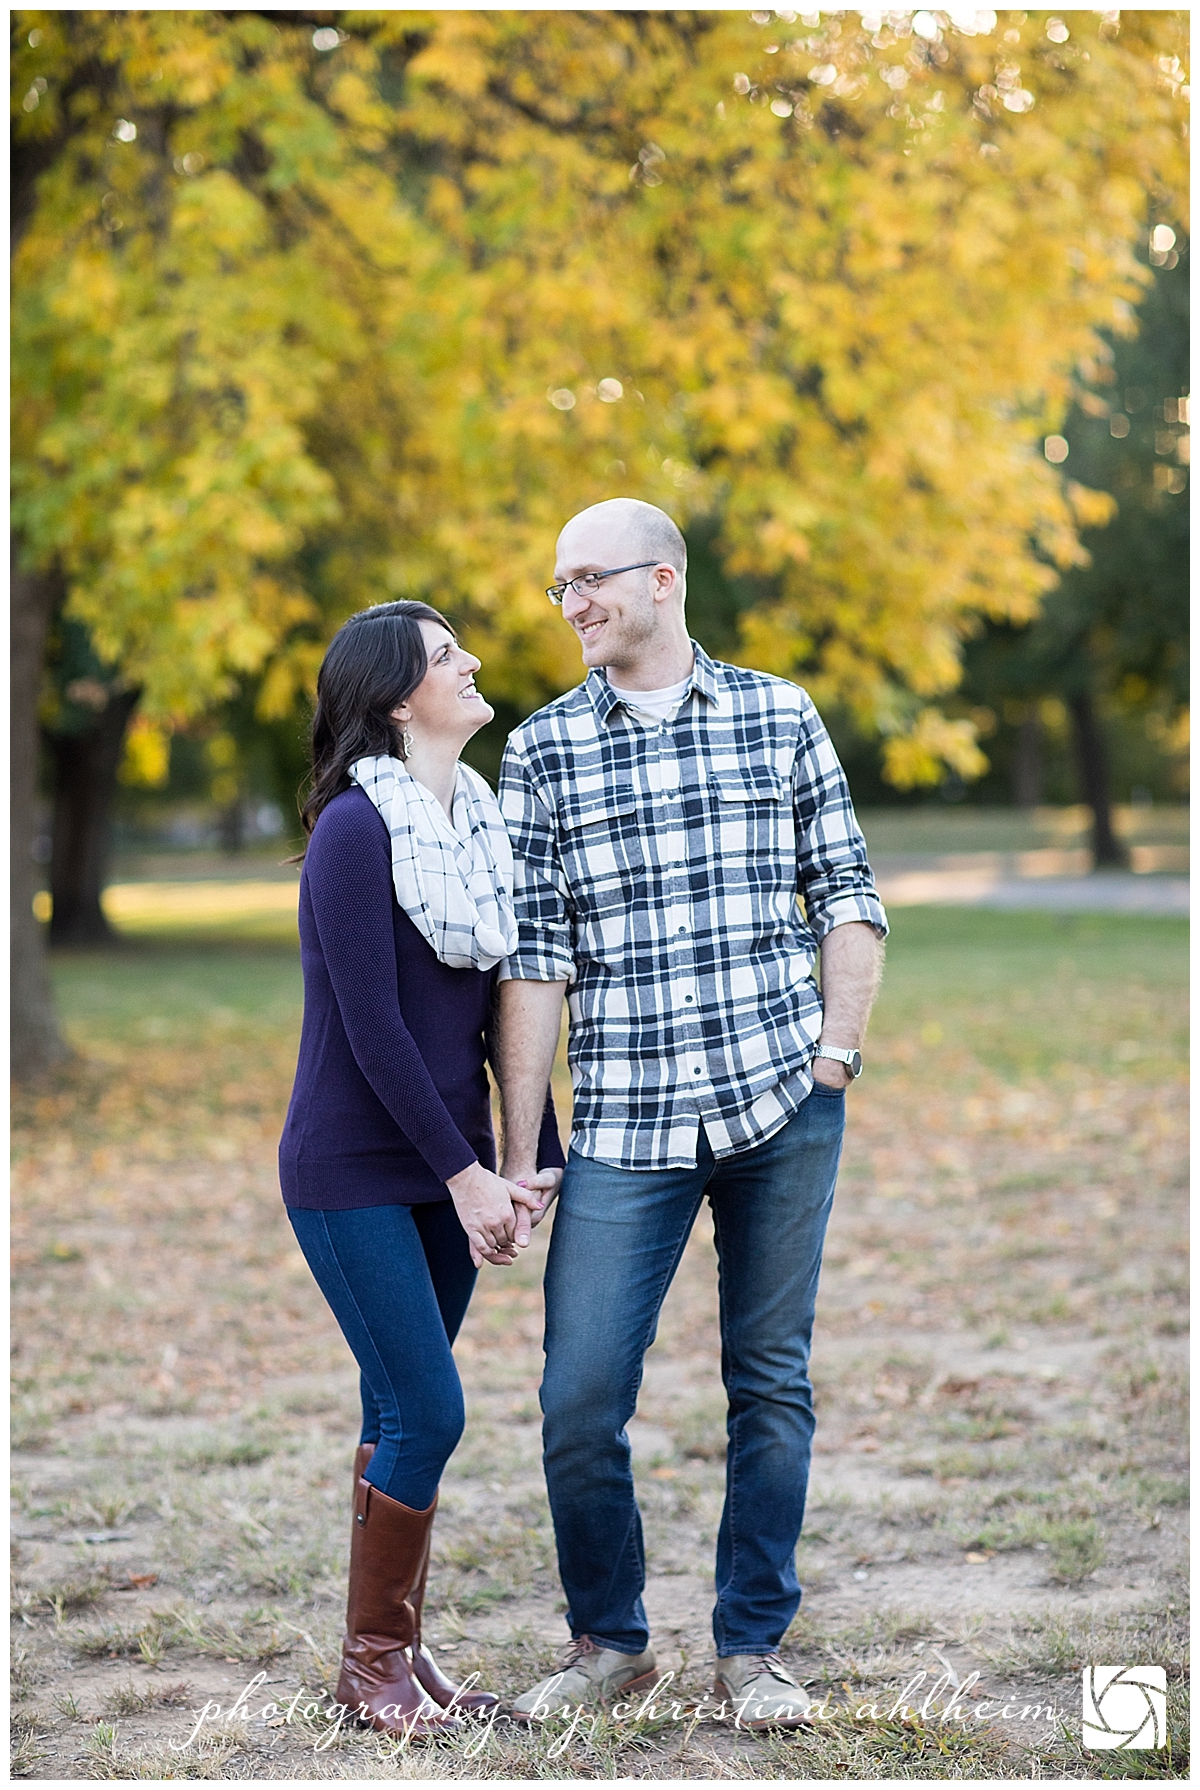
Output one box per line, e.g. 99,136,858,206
401,726,415,759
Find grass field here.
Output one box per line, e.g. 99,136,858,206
11,896,1189,1779
855,803,1188,860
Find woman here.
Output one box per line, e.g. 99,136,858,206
280,601,564,1736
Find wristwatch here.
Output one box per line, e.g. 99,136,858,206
814,1045,863,1078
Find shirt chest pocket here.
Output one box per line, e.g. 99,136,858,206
557,787,644,897
708,767,795,869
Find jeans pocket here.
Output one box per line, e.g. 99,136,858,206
809,1081,846,1098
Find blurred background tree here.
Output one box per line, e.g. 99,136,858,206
955,230,1189,863
11,8,1189,1066
12,11,343,1055
40,616,140,945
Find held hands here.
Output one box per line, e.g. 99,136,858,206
501,1163,563,1233
446,1162,544,1269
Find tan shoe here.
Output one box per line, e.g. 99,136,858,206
712,1653,812,1730
511,1636,658,1720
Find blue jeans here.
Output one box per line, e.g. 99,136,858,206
541,1086,846,1657
287,1201,476,1509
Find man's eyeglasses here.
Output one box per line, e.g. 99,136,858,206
545,562,659,607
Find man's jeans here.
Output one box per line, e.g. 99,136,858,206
541,1083,846,1658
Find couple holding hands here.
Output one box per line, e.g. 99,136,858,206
279,498,887,1736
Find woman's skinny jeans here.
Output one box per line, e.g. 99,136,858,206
288,1200,476,1509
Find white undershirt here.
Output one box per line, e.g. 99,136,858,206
607,673,692,726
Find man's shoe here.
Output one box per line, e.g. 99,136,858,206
511,1636,658,1720
712,1653,812,1730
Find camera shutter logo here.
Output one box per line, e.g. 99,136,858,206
1082,1667,1166,1749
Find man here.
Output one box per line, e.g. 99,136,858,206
495,498,886,1729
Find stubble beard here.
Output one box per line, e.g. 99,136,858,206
588,586,659,675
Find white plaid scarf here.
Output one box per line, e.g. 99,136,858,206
349,755,517,971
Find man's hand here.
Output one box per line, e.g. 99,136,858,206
811,1056,851,1090
446,1161,539,1268
503,1165,563,1231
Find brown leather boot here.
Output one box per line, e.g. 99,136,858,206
408,1502,500,1714
350,1443,498,1716
334,1459,460,1737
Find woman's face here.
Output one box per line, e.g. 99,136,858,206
394,621,492,749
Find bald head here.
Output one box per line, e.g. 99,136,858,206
553,498,693,682
557,499,687,591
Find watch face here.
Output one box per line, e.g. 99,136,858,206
849,1051,863,1077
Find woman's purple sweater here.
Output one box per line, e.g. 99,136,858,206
279,785,564,1210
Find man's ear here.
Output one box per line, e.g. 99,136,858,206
652,564,679,604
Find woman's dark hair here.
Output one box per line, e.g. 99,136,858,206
298,600,455,842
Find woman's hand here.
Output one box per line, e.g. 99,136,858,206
445,1162,532,1268
503,1166,563,1232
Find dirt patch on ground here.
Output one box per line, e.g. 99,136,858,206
11,919,1189,1777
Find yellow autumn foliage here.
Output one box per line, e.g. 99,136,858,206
11,9,1188,778
881,708,991,791
116,715,170,789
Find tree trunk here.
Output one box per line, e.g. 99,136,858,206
1013,711,1042,809
219,800,246,854
47,689,141,946
1068,692,1124,868
10,544,70,1072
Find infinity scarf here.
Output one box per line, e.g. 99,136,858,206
348,755,517,971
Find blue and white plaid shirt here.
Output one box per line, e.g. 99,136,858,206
498,643,888,1168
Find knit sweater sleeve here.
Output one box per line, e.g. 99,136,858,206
304,795,478,1183
537,1091,567,1171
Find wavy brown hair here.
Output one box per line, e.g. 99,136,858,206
298,601,454,844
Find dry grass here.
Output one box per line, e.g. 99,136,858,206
11,903,1188,1778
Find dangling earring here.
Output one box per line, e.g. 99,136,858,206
401,726,415,759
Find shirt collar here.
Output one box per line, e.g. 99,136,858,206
586,640,722,726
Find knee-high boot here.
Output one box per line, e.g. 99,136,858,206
350,1444,498,1715
335,1453,460,1737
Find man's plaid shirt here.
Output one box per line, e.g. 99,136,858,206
498,643,888,1169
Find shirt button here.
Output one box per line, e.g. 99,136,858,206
677,926,687,935
693,1066,702,1075
684,995,694,1003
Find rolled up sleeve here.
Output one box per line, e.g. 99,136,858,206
793,699,889,943
497,744,576,984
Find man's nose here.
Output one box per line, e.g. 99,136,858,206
561,585,590,622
